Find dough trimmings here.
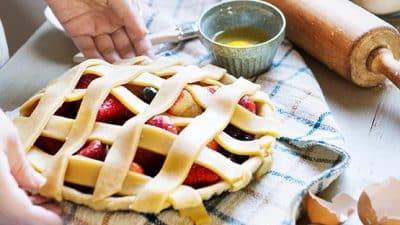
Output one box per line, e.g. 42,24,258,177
14,56,280,224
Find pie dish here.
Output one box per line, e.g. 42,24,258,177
13,56,280,224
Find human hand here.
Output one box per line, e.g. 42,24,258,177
0,110,62,225
47,0,153,62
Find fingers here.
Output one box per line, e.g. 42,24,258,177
0,152,62,225
0,110,45,191
8,140,45,191
94,34,121,63
110,0,153,57
72,36,102,60
111,28,136,58
127,32,154,57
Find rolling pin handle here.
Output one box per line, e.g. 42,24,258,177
369,48,400,89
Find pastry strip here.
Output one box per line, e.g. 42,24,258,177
14,59,104,151
18,114,262,183
40,59,179,200
41,66,143,200
130,78,259,213
92,65,222,200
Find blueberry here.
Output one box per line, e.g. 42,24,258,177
220,148,249,164
224,125,254,141
224,125,240,138
141,87,158,104
239,133,255,141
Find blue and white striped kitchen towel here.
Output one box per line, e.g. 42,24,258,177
62,1,350,225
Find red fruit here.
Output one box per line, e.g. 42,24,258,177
129,162,144,174
95,95,134,124
146,115,178,134
239,95,256,114
133,148,166,177
205,86,218,94
207,140,220,151
183,164,221,188
183,141,220,188
55,102,78,118
76,74,99,89
77,140,107,161
75,74,133,124
35,136,63,155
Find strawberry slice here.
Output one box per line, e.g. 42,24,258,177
77,140,107,161
76,74,99,89
239,95,256,114
130,162,144,174
183,141,221,188
75,74,134,124
207,139,220,151
146,115,178,134
184,164,221,188
95,95,134,124
35,136,63,155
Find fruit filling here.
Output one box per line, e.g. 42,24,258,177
224,124,255,141
73,74,135,124
140,87,158,104
167,90,203,117
76,140,107,161
35,136,63,155
39,80,257,190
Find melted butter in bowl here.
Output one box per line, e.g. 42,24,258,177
199,0,286,78
214,27,271,47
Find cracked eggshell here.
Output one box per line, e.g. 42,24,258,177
305,192,356,225
358,177,400,225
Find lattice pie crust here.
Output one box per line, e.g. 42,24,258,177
13,56,280,224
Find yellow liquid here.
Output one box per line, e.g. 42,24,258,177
214,27,270,47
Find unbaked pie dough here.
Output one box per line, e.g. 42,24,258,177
13,56,280,224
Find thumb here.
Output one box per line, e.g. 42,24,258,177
2,117,45,190
0,151,62,225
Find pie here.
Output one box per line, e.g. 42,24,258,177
13,56,280,224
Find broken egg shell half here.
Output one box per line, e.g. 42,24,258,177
358,177,400,225
305,191,356,225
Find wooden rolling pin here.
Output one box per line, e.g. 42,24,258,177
265,0,400,88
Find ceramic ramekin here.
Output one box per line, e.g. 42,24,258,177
199,0,286,78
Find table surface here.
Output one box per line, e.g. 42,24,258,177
1,22,399,224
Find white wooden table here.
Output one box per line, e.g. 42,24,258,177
1,22,399,224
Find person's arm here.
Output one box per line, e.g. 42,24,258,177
46,0,153,63
0,110,62,225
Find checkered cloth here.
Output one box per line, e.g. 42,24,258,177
61,1,349,224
